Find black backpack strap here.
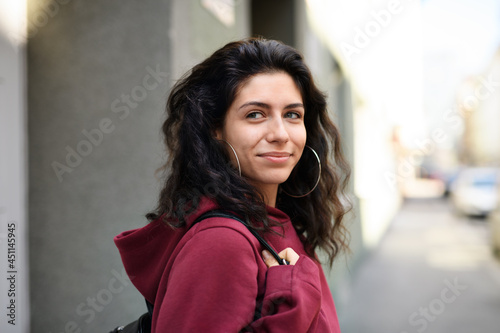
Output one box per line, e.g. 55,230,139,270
145,299,154,318
193,210,288,266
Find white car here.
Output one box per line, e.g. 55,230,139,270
450,167,500,217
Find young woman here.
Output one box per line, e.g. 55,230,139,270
115,38,351,332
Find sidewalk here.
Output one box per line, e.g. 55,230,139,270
336,198,500,333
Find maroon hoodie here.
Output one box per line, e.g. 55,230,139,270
114,197,341,332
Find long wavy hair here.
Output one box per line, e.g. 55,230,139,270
146,38,351,265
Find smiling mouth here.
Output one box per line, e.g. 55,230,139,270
258,152,292,163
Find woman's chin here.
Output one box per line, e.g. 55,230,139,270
248,177,291,188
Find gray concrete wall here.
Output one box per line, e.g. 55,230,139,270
27,0,251,332
27,1,172,331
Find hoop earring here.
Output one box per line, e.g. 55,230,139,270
218,140,242,177
282,145,321,198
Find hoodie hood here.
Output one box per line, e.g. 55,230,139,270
114,197,290,304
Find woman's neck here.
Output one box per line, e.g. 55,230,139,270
254,183,278,207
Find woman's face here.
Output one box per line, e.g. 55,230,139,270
216,72,307,198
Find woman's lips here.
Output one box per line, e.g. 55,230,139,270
258,152,292,163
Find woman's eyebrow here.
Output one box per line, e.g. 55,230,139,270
284,103,304,110
238,101,270,110
238,101,304,110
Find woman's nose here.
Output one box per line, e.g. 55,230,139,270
266,117,289,143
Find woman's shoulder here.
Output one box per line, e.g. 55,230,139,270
169,215,266,276
184,214,261,250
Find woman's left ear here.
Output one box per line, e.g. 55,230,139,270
214,128,222,140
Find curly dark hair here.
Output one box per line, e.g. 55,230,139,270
146,38,351,265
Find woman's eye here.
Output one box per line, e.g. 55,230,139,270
247,112,264,119
285,112,301,119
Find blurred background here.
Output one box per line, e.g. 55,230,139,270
1,0,500,332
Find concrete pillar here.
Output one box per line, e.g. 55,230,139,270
27,1,171,331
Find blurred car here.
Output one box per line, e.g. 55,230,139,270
450,167,500,217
